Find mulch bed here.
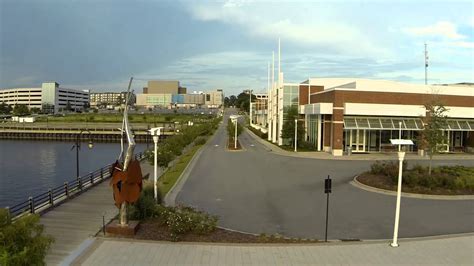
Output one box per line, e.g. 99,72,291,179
227,138,242,150
134,219,319,243
357,173,473,195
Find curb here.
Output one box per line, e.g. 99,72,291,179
351,175,474,200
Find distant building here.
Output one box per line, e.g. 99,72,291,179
136,80,222,109
250,93,268,126
143,80,186,94
204,90,224,108
90,91,136,108
0,82,89,113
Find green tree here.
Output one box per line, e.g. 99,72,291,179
0,209,54,266
0,102,11,114
65,101,72,111
235,92,256,112
30,107,41,114
12,104,30,116
419,101,448,175
280,106,305,147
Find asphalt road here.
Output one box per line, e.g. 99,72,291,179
176,110,474,240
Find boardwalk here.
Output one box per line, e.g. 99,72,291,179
40,180,117,265
40,159,156,265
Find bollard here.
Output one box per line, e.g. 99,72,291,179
100,168,104,179
49,189,53,206
29,197,34,214
90,173,94,185
79,179,82,191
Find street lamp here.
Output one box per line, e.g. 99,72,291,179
71,130,94,181
230,115,240,149
389,134,414,247
149,127,163,203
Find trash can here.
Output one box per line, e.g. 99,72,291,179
347,147,352,156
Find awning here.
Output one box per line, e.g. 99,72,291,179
343,117,474,131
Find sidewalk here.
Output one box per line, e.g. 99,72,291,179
246,128,474,161
73,234,473,265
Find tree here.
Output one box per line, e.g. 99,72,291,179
65,101,72,112
419,101,448,175
280,106,305,147
30,107,41,114
0,209,54,265
12,104,30,116
235,92,256,112
0,102,11,114
116,95,123,106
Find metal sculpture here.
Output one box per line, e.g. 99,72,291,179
110,77,142,226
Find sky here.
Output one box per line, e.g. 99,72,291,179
0,0,473,95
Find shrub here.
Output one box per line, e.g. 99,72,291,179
194,137,207,146
0,209,54,266
369,161,407,183
156,205,218,241
130,183,161,220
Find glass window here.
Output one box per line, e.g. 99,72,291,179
368,118,381,129
381,119,394,129
344,118,357,128
356,118,369,128
448,120,460,130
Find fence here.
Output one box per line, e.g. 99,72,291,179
5,151,147,221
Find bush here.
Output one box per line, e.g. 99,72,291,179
0,209,54,266
130,183,161,220
194,137,207,146
370,161,408,183
155,205,218,241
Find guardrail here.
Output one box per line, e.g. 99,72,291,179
5,151,147,221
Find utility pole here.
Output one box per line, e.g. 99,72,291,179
425,43,429,85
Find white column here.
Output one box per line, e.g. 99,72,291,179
317,115,322,151
153,135,159,202
391,151,405,247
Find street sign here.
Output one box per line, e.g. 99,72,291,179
325,176,332,194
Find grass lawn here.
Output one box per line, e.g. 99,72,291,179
157,144,202,196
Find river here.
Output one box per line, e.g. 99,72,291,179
0,140,147,208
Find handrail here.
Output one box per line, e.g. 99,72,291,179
5,151,147,221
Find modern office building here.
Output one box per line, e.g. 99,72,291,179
265,42,474,156
90,91,136,107
0,82,89,113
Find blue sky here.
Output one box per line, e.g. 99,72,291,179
1,0,473,95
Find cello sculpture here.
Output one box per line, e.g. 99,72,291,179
110,77,143,228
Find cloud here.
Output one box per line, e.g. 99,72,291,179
185,1,391,58
403,21,466,40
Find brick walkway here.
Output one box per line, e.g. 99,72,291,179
73,234,473,265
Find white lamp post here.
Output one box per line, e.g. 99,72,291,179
294,118,297,152
149,127,163,203
230,115,240,149
389,138,414,247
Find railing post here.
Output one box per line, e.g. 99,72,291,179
90,172,94,185
79,178,82,191
65,182,69,198
100,168,104,179
49,189,53,206
29,197,34,214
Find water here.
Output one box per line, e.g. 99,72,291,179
0,140,147,208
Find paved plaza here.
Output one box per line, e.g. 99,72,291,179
73,234,474,265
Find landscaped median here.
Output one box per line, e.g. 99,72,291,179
355,161,474,197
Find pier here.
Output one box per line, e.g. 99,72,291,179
0,122,177,142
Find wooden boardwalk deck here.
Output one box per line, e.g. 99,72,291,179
40,180,118,265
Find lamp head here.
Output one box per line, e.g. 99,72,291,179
149,127,164,136
88,140,94,149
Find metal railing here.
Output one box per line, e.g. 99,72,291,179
5,151,147,221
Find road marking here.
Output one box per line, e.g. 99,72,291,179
214,144,219,147
216,198,222,202
250,144,255,147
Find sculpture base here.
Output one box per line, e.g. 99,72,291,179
105,220,140,237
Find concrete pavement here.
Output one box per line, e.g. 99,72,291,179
73,234,474,265
175,111,474,239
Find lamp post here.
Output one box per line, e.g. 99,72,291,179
71,130,94,180
149,127,163,203
294,118,297,152
389,137,414,247
230,115,240,149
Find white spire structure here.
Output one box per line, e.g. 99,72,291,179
271,51,277,143
267,61,272,141
278,38,281,87
425,43,429,85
